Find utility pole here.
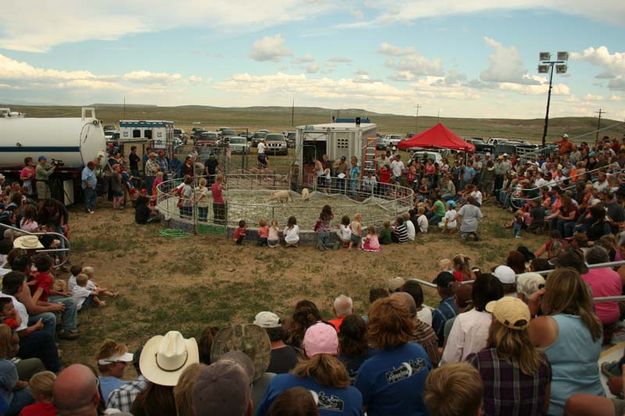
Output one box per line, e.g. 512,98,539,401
414,104,421,131
291,98,295,127
538,51,569,146
595,108,605,141
437,109,440,123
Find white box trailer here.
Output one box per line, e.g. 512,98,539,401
119,120,174,150
295,122,377,187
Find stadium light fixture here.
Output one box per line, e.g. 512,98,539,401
538,50,569,147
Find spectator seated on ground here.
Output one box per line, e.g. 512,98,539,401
328,294,353,332
431,272,458,346
53,364,101,416
95,340,134,402
106,345,147,413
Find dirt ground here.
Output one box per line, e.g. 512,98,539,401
59,196,548,377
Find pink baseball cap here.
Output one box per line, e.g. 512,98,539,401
302,323,338,357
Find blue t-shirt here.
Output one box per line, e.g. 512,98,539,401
355,343,431,416
462,166,476,182
98,376,125,404
256,373,363,416
0,359,17,406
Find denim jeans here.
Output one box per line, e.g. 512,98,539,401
513,223,522,237
48,295,78,332
28,313,56,339
83,186,96,211
18,330,60,372
316,232,335,250
198,207,208,222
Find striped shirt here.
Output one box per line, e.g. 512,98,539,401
410,320,440,367
467,348,552,416
431,297,458,346
395,223,409,243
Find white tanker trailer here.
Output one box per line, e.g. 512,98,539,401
0,107,106,204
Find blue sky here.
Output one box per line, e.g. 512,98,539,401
1,0,624,119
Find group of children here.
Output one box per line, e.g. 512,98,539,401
67,265,118,310
232,216,301,248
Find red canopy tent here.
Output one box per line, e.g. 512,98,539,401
397,123,475,152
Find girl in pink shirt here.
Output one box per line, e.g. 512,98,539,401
583,246,622,327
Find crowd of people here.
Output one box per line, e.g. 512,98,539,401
0,134,625,415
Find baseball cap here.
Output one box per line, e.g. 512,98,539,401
38,156,47,161
193,356,252,416
493,265,516,285
302,322,338,357
486,297,531,330
253,311,281,329
433,271,455,289
516,273,545,299
387,277,405,292
447,200,456,208
562,133,569,138
97,352,133,365
210,324,271,381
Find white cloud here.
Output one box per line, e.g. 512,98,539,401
480,37,539,85
572,46,625,91
122,71,183,84
306,63,320,74
327,56,352,63
249,34,292,62
292,54,316,64
360,1,625,27
379,42,444,79
0,1,338,52
0,53,199,92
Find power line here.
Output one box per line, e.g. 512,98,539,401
595,108,606,142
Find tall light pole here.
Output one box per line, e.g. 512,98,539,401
538,51,569,147
414,104,421,131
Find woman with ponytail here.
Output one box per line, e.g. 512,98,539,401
256,322,363,416
528,267,604,415
467,297,551,416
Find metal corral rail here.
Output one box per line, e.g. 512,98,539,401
509,163,624,210
156,173,414,231
408,259,625,304
0,223,71,268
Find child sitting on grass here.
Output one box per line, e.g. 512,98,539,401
268,220,280,248
19,371,56,416
439,201,457,233
257,219,269,247
82,266,118,298
72,273,105,309
350,213,363,249
361,226,380,252
379,221,392,245
0,297,21,330
337,215,352,248
283,216,300,247
233,220,246,245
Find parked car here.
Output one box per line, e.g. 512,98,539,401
285,131,296,148
410,150,443,165
196,131,219,146
383,134,404,148
251,131,268,147
219,128,237,138
264,133,288,155
465,137,495,154
228,136,251,154
375,137,387,150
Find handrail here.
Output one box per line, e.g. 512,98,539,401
0,223,70,268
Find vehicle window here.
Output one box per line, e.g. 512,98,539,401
266,134,284,141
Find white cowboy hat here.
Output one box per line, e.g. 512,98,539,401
13,235,44,250
140,331,199,386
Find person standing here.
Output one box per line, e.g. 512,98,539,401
211,175,226,225
19,157,36,198
144,153,159,196
35,156,55,201
128,146,141,178
257,138,268,169
81,161,97,214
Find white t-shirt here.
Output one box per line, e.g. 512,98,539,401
257,142,266,155
390,160,405,177
443,209,458,228
338,224,352,241
68,274,77,292
441,309,492,363
283,225,300,244
72,286,92,310
470,190,483,206
458,204,483,233
417,215,428,233
405,219,416,241
0,294,28,331
417,307,432,326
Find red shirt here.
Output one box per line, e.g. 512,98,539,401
258,225,269,238
379,167,391,184
328,317,345,332
32,272,53,303
20,402,57,416
211,182,224,204
233,227,246,241
453,270,464,282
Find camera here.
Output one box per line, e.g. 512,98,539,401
51,158,65,167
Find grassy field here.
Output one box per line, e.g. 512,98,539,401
3,103,624,144
59,197,546,376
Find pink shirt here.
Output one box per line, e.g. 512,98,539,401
582,268,622,325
